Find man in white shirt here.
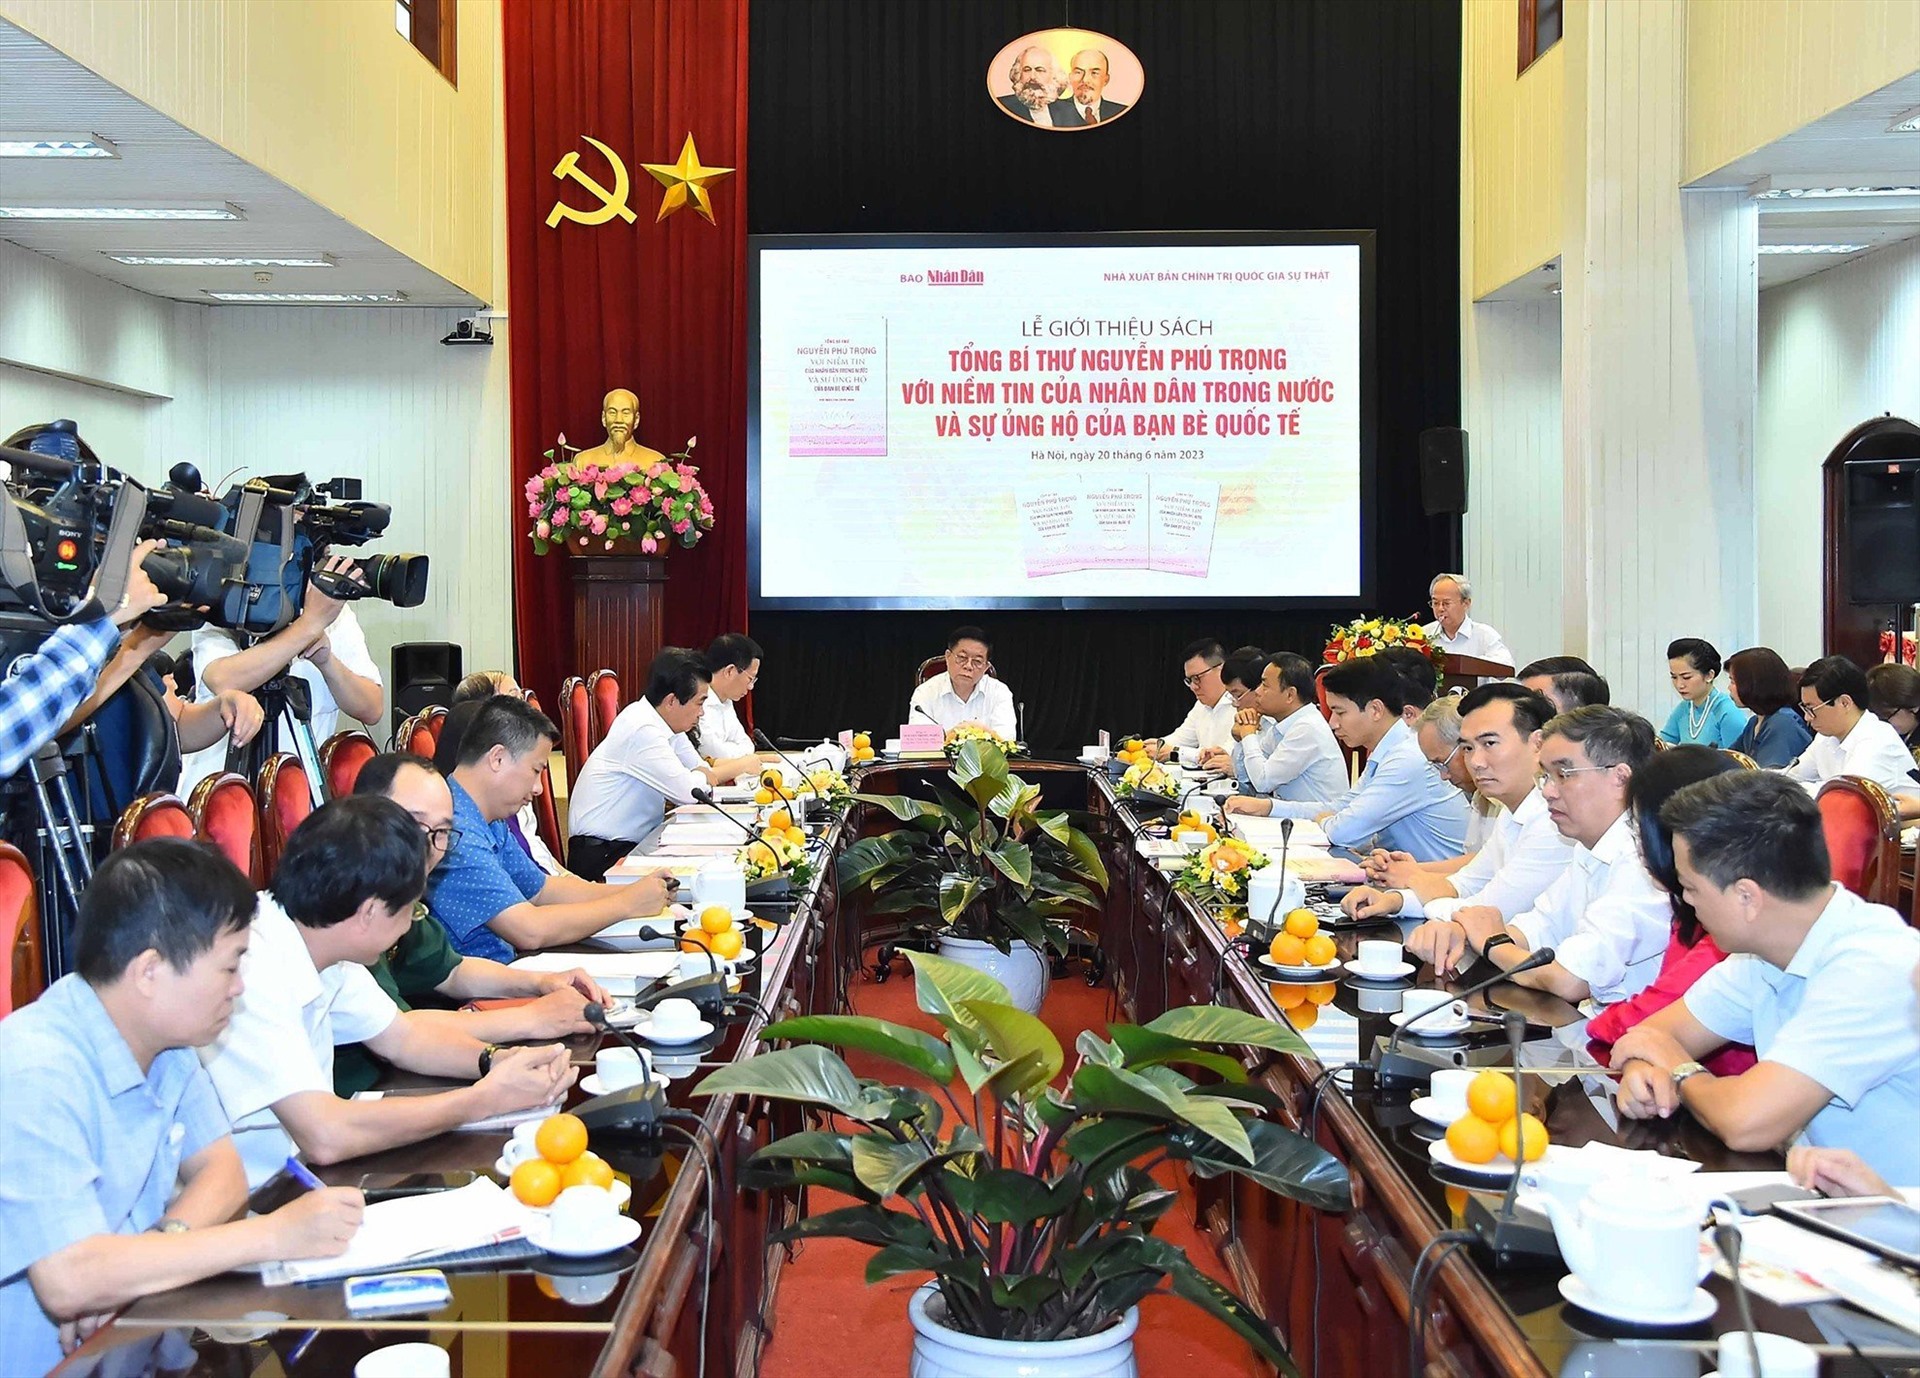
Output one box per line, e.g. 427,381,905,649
697,633,773,768
1611,772,1920,1180
1220,652,1348,816
200,797,575,1187
1445,706,1671,1004
1352,684,1575,948
181,555,385,796
1787,655,1920,817
1149,637,1237,761
908,626,1017,738
1421,573,1514,669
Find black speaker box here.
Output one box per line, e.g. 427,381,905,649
1419,427,1469,516
390,641,462,737
1844,458,1920,606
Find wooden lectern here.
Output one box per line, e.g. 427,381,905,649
569,553,668,710
1440,653,1515,693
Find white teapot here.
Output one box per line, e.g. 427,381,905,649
691,860,746,914
1525,1176,1709,1315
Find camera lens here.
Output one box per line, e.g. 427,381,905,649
358,552,430,608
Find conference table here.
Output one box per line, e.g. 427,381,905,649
60,757,1920,1378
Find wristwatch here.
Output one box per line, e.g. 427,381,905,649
478,1044,503,1077
147,1217,189,1236
1670,1060,1708,1088
1479,933,1517,959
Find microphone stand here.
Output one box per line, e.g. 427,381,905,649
1463,1010,1559,1262
1374,946,1557,1090
1714,1222,1764,1378
753,728,819,817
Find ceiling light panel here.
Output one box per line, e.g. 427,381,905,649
0,203,243,220
1757,243,1869,255
108,253,336,268
202,290,409,303
0,136,118,158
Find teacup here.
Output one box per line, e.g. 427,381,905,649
1081,744,1109,763
1246,869,1307,927
1427,1067,1477,1118
1398,989,1467,1031
884,738,903,754
691,862,746,914
1714,1332,1818,1378
595,1045,650,1092
650,997,704,1039
549,1185,620,1251
1353,939,1404,974
1174,828,1209,850
1177,746,1202,769
355,1343,451,1378
502,1137,540,1169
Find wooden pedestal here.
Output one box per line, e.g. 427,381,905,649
569,554,668,698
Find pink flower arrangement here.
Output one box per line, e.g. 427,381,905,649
526,433,716,555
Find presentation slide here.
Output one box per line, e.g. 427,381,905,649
750,236,1368,607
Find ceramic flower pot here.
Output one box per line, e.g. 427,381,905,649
907,1283,1139,1378
934,935,1049,1014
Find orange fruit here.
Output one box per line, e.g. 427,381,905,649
1123,738,1144,752
559,1152,616,1192
710,928,745,961
759,767,782,786
1445,1114,1501,1165
852,733,871,750
535,1112,589,1166
1283,909,1319,939
784,826,806,846
767,808,793,831
1444,1186,1471,1218
1286,1002,1319,1031
753,787,774,805
1303,934,1338,967
1467,1071,1518,1125
1270,982,1308,1009
1499,1113,1550,1163
680,928,717,953
1269,933,1308,966
1305,981,1337,1005
511,1158,563,1207
699,906,734,934
535,1274,562,1300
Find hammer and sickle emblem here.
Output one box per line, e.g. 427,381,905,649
546,136,636,228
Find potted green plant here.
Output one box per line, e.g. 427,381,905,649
696,950,1348,1376
836,740,1106,1013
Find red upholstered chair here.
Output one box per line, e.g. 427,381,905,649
258,754,315,881
423,706,449,748
0,843,42,1018
1722,750,1760,770
320,730,378,799
112,793,195,850
587,669,621,744
395,714,437,759
559,677,591,780
1314,664,1366,781
1816,776,1901,909
190,773,263,885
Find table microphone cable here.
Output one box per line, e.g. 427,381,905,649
661,1111,720,1378
1407,1228,1477,1378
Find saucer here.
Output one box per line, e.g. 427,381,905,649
1256,956,1343,979
1347,960,1417,982
1409,1096,1464,1128
580,1071,672,1097
1427,1137,1561,1179
632,1014,716,1046
1556,1274,1717,1328
524,1214,643,1259
1390,1009,1471,1038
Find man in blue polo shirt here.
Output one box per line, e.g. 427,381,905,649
1611,772,1920,1182
0,841,362,1376
1309,654,1469,862
428,695,673,960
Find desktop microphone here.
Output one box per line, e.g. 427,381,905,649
911,704,941,731
1017,700,1026,746
583,1000,660,1068
1463,1010,1560,1262
691,787,762,842
1714,1222,1764,1378
1374,946,1556,1089
753,727,815,789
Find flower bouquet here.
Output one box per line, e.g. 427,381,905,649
1116,758,1180,802
942,723,1019,758
792,766,854,816
737,827,815,890
1174,835,1268,902
525,434,715,555
1322,616,1443,686
1880,629,1918,668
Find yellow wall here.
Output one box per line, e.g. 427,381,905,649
0,0,496,304
1462,0,1564,300
1685,0,1920,183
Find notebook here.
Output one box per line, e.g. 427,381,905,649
262,1179,539,1285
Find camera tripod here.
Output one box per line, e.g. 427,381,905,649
225,669,327,807
2,731,102,989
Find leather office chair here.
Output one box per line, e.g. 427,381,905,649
1816,775,1901,908
559,677,592,780
320,730,378,799
0,843,42,1018
587,669,621,744
191,773,263,885
112,793,196,850
258,753,316,881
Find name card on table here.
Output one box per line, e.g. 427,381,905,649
838,729,855,750
899,722,944,752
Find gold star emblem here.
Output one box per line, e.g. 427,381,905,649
640,134,734,224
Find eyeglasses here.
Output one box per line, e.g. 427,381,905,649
425,824,464,853
948,652,988,669
1182,664,1221,688
1536,764,1612,785
1427,741,1464,774
1798,697,1832,720
1227,684,1256,703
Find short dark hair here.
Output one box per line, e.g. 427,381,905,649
1549,671,1611,709
452,670,511,704
1321,655,1407,716
1628,745,1742,946
272,796,428,928
1221,652,1265,691
75,839,255,984
1867,662,1920,716
433,700,485,774
1660,771,1831,901
947,625,991,652
1726,647,1797,719
645,647,711,706
1458,681,1557,737
1799,655,1870,711
1268,652,1318,700
1667,638,1722,677
352,751,438,799
1540,704,1656,772
1379,646,1438,711
451,695,558,768
706,633,763,674
1518,655,1599,680
1180,637,1224,667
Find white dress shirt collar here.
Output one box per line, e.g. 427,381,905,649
1577,809,1636,872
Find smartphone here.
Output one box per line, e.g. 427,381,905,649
355,1170,477,1201
343,1269,453,1316
1773,1195,1920,1267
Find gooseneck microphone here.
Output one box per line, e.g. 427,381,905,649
690,787,762,844
753,727,815,793
1264,817,1296,930
1374,946,1556,1089
1462,1008,1561,1263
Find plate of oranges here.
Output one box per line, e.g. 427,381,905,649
1256,907,1342,978
503,1112,631,1213
677,905,756,968
1426,1071,1555,1179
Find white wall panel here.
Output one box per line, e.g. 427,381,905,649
1756,237,1920,658
1462,299,1563,666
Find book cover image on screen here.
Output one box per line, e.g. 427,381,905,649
750,234,1368,608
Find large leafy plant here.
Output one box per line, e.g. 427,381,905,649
836,739,1106,956
695,951,1349,1370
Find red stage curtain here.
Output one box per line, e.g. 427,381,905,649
502,0,749,709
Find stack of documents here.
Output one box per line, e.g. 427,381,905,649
263,1179,537,1284
508,950,679,994
606,853,713,886
1229,816,1330,852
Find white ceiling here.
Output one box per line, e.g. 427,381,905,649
1695,68,1920,290
0,19,478,307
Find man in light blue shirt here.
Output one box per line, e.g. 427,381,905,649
0,840,360,1376
1219,651,1350,817
1311,655,1469,861
1611,772,1920,1183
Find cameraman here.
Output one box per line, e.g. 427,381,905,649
0,538,168,781
180,554,383,795
61,624,265,757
